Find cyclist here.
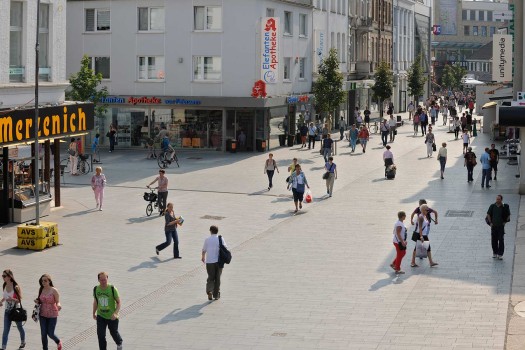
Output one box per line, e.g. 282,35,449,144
161,134,176,164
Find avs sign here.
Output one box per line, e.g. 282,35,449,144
261,17,279,84
0,103,95,146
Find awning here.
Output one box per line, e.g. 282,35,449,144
498,107,525,126
482,102,497,109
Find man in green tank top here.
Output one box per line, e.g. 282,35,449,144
92,272,123,350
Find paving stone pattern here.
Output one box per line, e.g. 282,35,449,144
0,113,520,349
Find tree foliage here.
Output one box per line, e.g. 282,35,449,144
68,55,108,117
371,61,393,117
407,54,427,104
441,64,467,91
313,48,345,117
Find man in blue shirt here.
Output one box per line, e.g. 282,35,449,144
480,147,491,188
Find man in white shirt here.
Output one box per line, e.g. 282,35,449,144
388,115,397,142
201,225,228,301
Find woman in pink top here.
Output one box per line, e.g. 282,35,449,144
35,274,62,350
91,167,107,211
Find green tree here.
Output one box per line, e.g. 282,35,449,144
371,61,393,118
313,48,345,126
441,63,467,91
68,55,108,117
407,55,427,104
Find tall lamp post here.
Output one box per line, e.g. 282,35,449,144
34,0,41,225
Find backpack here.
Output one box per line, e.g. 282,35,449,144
413,114,420,123
161,137,170,149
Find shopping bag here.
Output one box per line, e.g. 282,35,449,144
305,190,312,203
415,240,429,259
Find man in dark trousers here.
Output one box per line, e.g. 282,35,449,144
202,225,228,300
486,195,511,260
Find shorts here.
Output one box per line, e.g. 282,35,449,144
490,162,498,171
463,143,468,148
467,124,472,131
291,188,304,202
359,138,367,146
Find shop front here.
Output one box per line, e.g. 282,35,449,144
0,103,95,223
93,95,288,152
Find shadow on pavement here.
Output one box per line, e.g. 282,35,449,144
369,274,405,291
128,256,172,272
127,216,160,224
269,212,293,220
0,246,50,256
62,208,98,217
157,302,209,324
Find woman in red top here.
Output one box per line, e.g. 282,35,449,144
358,126,370,153
35,274,62,350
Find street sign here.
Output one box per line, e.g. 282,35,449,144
433,25,441,35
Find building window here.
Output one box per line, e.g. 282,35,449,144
479,11,484,21
193,56,222,81
10,1,23,82
88,57,110,79
266,8,274,17
299,14,307,37
138,7,164,31
194,6,222,31
138,56,165,80
472,26,478,36
38,3,50,80
470,10,475,21
85,9,110,31
462,10,467,21
481,26,487,37
299,58,306,79
487,11,493,21
284,11,292,35
283,57,291,80
464,26,470,36
490,26,496,37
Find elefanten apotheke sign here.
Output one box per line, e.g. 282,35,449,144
99,96,202,106
0,103,95,146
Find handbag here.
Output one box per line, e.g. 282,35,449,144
68,148,76,156
9,303,27,323
322,172,329,180
32,303,40,322
106,131,111,137
416,240,430,258
432,143,436,151
218,235,232,266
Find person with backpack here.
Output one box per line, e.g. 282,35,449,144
263,153,279,191
464,147,477,182
489,144,500,180
419,110,428,136
486,195,511,260
201,225,228,301
93,272,123,350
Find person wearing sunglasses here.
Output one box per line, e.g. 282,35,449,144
0,269,26,350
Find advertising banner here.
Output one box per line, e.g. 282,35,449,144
492,34,512,82
314,30,326,73
439,0,457,35
261,17,279,84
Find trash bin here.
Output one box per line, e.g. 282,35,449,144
226,139,237,153
287,134,295,147
396,115,403,127
256,139,266,152
278,134,286,146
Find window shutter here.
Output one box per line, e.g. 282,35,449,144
86,9,95,31
97,10,110,31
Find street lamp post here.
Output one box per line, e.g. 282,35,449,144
34,0,41,225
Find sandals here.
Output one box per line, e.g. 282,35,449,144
389,263,396,270
410,263,419,267
430,262,439,267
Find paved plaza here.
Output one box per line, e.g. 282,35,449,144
1,114,524,349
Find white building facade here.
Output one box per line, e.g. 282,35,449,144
393,0,415,112
0,0,68,108
66,0,315,151
312,0,349,124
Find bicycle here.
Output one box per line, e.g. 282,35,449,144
157,149,179,169
60,155,90,175
143,187,159,216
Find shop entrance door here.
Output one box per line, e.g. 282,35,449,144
236,111,254,151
